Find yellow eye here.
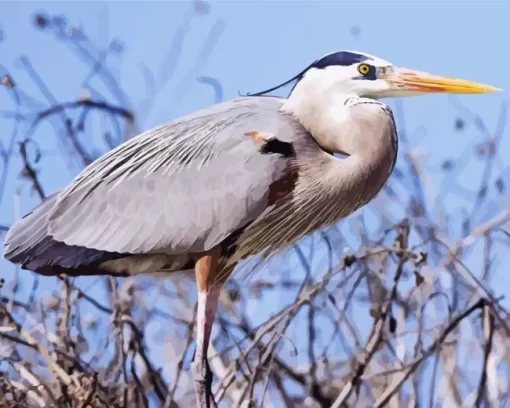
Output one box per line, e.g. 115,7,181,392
358,64,371,75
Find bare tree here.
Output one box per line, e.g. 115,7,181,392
1,5,509,408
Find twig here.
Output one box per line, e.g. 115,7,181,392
36,99,133,122
78,373,98,408
474,305,495,408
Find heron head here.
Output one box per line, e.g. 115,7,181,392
323,51,501,99
250,50,500,100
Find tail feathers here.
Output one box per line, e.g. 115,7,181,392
3,192,125,276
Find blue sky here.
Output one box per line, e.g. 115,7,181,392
1,1,509,406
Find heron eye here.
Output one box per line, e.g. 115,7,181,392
358,63,371,75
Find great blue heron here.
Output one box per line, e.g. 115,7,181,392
3,50,499,407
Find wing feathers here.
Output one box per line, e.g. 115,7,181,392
46,97,301,255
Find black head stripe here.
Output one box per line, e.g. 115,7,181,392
312,51,373,69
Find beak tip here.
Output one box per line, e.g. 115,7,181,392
485,86,503,94
463,84,502,94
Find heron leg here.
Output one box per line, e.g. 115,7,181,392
192,247,229,408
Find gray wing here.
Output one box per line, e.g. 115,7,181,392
47,97,305,255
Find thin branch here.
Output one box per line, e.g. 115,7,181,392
474,305,495,408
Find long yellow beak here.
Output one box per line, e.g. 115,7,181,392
385,67,501,94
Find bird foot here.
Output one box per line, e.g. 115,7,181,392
192,359,217,408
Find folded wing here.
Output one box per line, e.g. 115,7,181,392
47,97,302,255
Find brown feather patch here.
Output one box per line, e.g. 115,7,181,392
245,131,272,145
268,169,298,205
